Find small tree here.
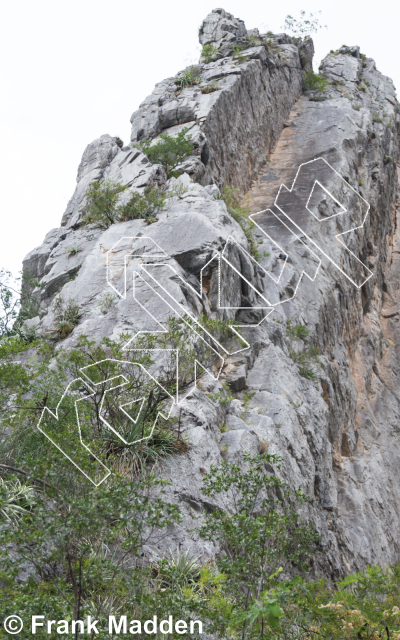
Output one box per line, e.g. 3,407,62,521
198,453,319,639
80,179,126,228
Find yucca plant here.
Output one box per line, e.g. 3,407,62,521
155,549,201,591
0,477,35,526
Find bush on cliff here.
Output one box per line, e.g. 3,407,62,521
303,70,328,91
80,180,166,229
134,127,193,178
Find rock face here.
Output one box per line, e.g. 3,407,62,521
21,10,400,577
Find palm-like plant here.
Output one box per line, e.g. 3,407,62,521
0,477,35,525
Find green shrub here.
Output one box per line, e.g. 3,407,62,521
119,186,166,221
285,322,320,381
201,80,221,94
98,292,115,314
0,477,35,526
81,180,166,229
175,65,201,88
67,245,82,256
52,296,82,339
231,43,249,63
135,127,193,178
201,44,219,63
80,179,126,228
372,112,383,123
247,35,263,46
303,70,328,91
286,321,310,341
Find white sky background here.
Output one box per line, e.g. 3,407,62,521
1,0,398,277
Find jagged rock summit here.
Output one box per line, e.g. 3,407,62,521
22,9,400,577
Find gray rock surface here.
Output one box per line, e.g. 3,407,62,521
20,10,400,577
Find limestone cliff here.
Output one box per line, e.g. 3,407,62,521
22,9,400,578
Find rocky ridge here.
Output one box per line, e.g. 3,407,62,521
22,9,400,577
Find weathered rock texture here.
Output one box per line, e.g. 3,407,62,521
22,10,400,578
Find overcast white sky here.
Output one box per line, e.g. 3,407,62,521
1,0,398,277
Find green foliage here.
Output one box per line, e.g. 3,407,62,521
263,37,280,56
352,103,361,111
304,70,328,91
118,186,166,221
115,136,123,148
201,44,219,63
0,269,20,337
134,127,193,178
0,269,42,339
0,471,182,628
219,186,261,258
283,10,327,36
0,476,35,526
81,179,166,229
175,65,201,88
98,292,115,315
80,179,126,228
52,296,82,340
201,80,221,94
231,43,249,63
247,34,263,47
285,321,320,381
198,453,319,638
67,245,82,256
155,550,200,591
373,112,384,123
286,321,310,342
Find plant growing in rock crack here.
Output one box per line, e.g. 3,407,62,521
247,34,263,47
372,112,384,123
118,186,166,222
175,65,202,88
67,246,82,257
134,127,194,178
201,44,219,63
303,70,328,92
80,180,167,229
201,80,221,94
217,186,261,258
231,43,249,64
285,321,320,381
98,292,115,315
52,296,82,339
263,37,280,56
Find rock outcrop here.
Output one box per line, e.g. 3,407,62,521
21,9,400,578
